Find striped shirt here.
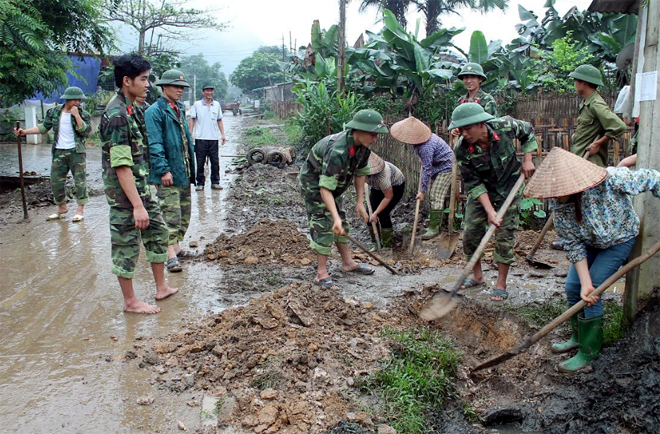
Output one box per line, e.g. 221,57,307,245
412,133,453,193
367,162,405,191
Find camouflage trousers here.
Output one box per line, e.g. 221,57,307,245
303,195,349,256
463,193,521,265
51,148,88,205
427,171,452,210
156,184,192,245
109,200,169,278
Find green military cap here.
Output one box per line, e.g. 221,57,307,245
155,69,190,87
202,84,215,90
449,102,494,129
345,109,388,134
60,86,86,100
568,64,604,87
457,62,487,80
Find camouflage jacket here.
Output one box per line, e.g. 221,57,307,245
298,130,371,201
458,88,499,117
100,90,151,209
37,104,92,155
455,116,538,201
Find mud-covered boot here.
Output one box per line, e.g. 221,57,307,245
558,314,603,372
421,210,443,240
368,226,379,252
551,314,579,354
381,228,394,249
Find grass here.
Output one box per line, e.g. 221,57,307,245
244,125,280,149
504,300,625,346
358,327,462,434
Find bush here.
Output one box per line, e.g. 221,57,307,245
293,80,366,154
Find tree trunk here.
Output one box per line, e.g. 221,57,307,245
338,0,347,96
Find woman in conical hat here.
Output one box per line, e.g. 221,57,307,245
525,147,660,372
365,152,406,250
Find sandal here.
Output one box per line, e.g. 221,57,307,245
315,277,340,290
462,278,485,289
46,213,67,221
491,288,509,302
72,214,84,222
176,249,194,258
166,257,182,272
342,263,375,275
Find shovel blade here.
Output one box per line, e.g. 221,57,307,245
419,292,459,321
525,254,555,269
437,232,459,259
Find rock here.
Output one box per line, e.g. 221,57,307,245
260,388,278,400
258,404,279,426
254,425,269,433
189,240,199,247
177,420,186,431
362,303,374,310
207,254,217,261
377,424,397,434
141,349,159,366
346,412,357,421
137,395,154,405
244,256,259,265
299,257,312,266
154,342,179,354
242,415,259,428
554,269,568,278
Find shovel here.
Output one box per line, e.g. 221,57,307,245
409,171,423,255
420,174,526,321
526,151,590,267
473,239,660,372
437,138,460,259
365,185,381,250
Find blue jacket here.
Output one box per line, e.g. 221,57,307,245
145,97,195,186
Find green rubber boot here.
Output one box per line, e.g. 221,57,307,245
551,314,579,354
368,226,379,252
422,210,443,240
558,314,603,372
381,228,394,249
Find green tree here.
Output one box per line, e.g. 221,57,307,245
104,0,227,56
413,0,508,37
0,0,112,105
179,54,228,101
359,0,413,28
230,47,285,93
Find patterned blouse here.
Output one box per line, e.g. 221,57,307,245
552,167,660,263
367,162,405,191
412,134,453,193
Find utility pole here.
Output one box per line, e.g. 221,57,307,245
337,0,347,96
289,31,293,53
282,35,286,61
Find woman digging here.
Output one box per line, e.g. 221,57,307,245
365,153,405,251
524,147,660,372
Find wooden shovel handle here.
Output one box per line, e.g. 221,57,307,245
365,184,381,249
409,171,423,255
347,234,398,275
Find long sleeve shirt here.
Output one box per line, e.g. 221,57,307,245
552,167,660,263
571,91,627,167
455,116,538,201
412,133,453,194
458,88,499,117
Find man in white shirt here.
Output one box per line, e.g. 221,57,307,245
188,84,226,191
14,86,92,222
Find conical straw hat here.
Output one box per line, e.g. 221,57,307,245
524,147,608,199
368,152,385,174
390,117,432,145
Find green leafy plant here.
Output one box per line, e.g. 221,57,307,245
358,327,461,433
520,197,546,228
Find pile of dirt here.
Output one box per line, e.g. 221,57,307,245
203,220,316,267
0,179,53,225
132,282,420,433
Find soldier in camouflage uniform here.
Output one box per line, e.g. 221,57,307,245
100,54,178,315
450,103,537,301
298,109,388,290
452,63,499,139
145,70,196,273
14,86,91,222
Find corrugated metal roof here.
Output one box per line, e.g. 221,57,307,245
588,0,640,14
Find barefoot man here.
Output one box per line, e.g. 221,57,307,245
100,54,178,313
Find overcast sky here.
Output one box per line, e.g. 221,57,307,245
116,0,595,76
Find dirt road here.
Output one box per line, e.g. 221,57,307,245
0,115,243,433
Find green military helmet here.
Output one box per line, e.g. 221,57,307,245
60,86,86,100
202,84,215,90
457,62,487,80
449,102,494,129
155,69,190,87
569,64,604,87
345,109,389,134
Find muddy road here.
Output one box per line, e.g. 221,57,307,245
0,114,657,434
